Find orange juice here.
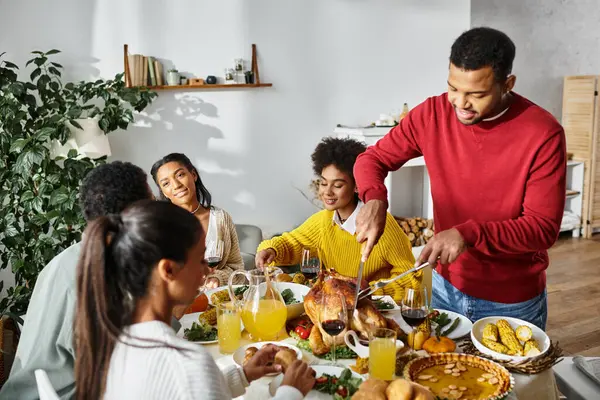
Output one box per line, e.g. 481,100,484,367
241,299,287,341
217,311,241,354
369,337,396,380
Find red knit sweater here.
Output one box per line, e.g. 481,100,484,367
355,92,566,303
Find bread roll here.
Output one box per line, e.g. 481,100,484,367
358,378,389,394
385,378,414,400
351,390,387,400
273,348,297,372
276,273,293,282
243,347,258,365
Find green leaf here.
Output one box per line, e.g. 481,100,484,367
50,187,69,205
30,214,47,226
36,127,56,142
48,67,61,77
69,119,82,130
45,49,60,55
10,138,30,154
3,61,18,69
31,197,44,213
33,57,48,66
5,225,18,237
67,107,82,119
20,191,34,202
47,174,61,185
30,68,41,81
51,62,63,68
67,149,78,158
8,82,24,96
38,182,52,196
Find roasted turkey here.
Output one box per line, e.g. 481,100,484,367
303,269,403,355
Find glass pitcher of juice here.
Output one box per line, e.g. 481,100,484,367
228,267,287,341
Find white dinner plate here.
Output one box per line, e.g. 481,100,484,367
176,311,244,345
232,341,303,371
269,365,364,399
205,285,246,305
372,295,401,312
396,308,473,340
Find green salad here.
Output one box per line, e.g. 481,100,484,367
281,288,300,305
290,331,357,360
313,368,362,400
184,321,217,342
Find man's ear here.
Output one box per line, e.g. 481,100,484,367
505,75,516,93
156,259,181,283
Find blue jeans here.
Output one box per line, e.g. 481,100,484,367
431,271,548,330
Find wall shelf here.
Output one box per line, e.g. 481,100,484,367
146,83,273,91
123,43,273,91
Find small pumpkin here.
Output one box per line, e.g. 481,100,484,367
422,336,456,353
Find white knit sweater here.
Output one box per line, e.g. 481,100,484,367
103,321,303,400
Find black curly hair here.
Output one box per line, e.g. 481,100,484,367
450,27,516,82
79,161,152,221
150,153,212,209
311,137,367,182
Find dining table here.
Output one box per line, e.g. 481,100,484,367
195,307,562,400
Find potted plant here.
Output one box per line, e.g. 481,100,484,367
0,49,157,319
166,69,180,86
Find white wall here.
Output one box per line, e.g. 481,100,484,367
472,0,600,120
1,0,470,240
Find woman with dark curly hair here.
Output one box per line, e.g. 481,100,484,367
255,137,420,303
151,153,244,290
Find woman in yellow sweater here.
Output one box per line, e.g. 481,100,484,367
256,137,421,303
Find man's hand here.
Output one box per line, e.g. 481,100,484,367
355,199,387,262
255,248,276,270
242,344,281,382
418,228,466,265
204,277,220,289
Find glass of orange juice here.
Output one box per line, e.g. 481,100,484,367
369,328,396,380
217,301,241,354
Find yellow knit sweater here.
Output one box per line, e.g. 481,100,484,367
257,210,421,303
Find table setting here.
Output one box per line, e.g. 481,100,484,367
177,264,564,400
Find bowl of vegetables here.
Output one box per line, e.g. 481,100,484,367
260,282,310,321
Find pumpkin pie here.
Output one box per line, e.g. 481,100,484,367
403,353,514,400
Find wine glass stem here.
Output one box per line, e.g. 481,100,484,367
332,340,336,364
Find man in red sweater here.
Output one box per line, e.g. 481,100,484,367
354,27,566,329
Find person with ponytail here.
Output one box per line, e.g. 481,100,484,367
74,200,315,400
2,161,154,400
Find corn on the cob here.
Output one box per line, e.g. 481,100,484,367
496,319,523,355
524,339,541,356
210,290,230,306
198,307,217,325
483,323,499,342
482,338,510,354
515,325,533,342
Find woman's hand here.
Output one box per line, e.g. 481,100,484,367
281,360,316,396
242,344,281,382
255,248,276,270
204,277,220,289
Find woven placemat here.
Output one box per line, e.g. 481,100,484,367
458,338,563,375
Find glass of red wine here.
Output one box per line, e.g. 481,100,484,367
401,287,429,349
319,292,348,366
301,248,321,280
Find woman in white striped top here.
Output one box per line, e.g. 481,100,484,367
73,200,314,399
